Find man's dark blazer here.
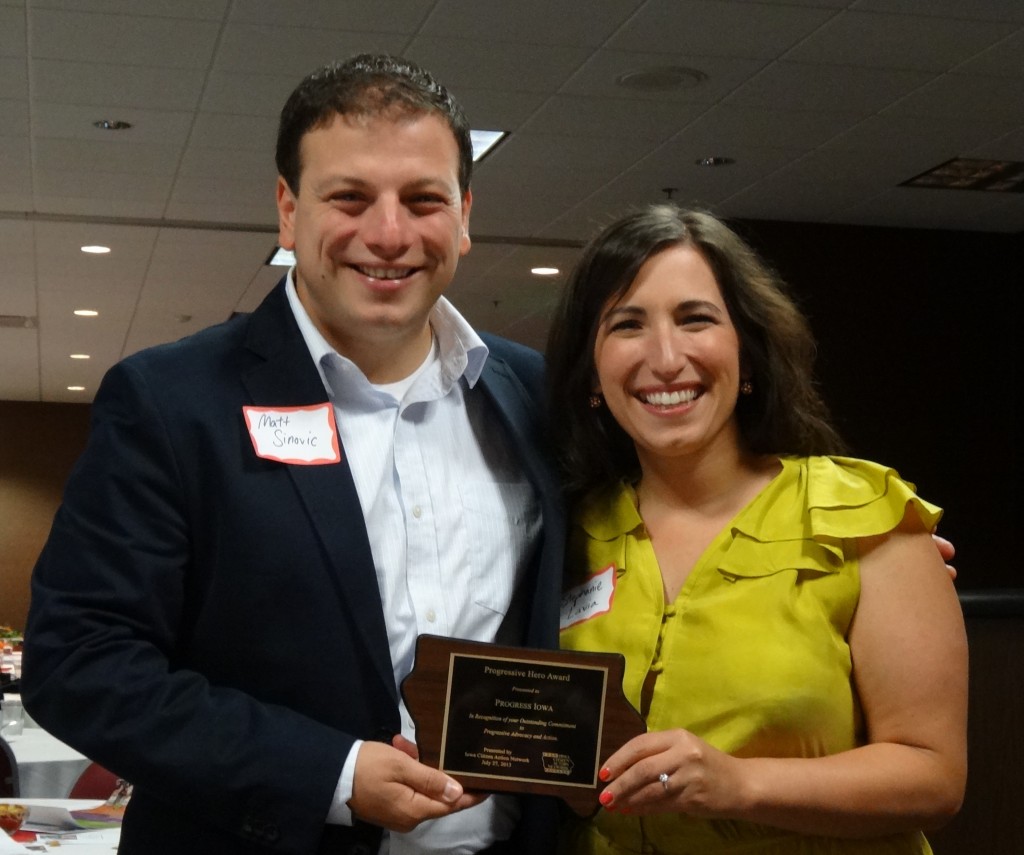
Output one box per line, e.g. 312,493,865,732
22,281,564,855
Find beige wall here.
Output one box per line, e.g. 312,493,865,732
0,401,90,633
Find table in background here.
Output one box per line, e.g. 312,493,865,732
8,726,90,798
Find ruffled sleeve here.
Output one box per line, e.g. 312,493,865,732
803,455,942,536
719,456,943,579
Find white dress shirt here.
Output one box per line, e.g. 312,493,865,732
284,274,542,854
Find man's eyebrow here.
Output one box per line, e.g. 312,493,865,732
312,175,457,194
311,174,368,193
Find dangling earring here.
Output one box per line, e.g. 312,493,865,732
740,380,753,395
589,394,603,409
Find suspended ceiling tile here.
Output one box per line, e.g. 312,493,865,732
406,36,592,93
214,23,403,76
606,0,838,59
421,0,643,47
784,10,1018,71
29,0,229,19
32,59,207,112
228,0,436,32
29,7,221,68
724,62,935,115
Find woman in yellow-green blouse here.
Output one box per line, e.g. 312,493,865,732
545,206,967,855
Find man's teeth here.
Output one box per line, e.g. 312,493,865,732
357,266,411,280
643,389,698,406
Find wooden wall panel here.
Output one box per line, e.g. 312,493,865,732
0,401,90,632
929,608,1024,854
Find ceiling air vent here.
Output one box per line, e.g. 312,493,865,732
0,315,37,329
902,158,1024,192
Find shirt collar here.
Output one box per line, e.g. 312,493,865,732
578,481,645,542
283,269,489,397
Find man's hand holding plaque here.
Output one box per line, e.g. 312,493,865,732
401,635,646,816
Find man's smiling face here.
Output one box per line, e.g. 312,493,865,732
276,110,472,382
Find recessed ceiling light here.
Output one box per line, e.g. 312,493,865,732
93,119,132,131
531,267,560,276
73,309,99,317
616,67,707,92
67,386,87,392
696,156,735,167
70,354,90,359
81,245,111,254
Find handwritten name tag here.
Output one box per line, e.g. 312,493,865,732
243,404,341,465
559,564,616,631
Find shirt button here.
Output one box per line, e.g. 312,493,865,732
412,506,423,519
426,609,437,623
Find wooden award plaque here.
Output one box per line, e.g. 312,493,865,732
401,634,646,816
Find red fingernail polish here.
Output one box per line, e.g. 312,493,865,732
599,767,611,782
599,791,614,807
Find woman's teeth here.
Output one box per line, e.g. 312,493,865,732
642,389,698,406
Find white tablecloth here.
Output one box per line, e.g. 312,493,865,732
0,798,119,854
8,727,91,798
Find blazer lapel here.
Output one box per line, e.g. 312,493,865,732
238,282,397,702
478,355,565,649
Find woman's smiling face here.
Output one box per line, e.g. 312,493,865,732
593,243,744,467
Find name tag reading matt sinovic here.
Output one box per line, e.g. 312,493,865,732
243,404,341,465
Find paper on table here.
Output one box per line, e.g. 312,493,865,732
21,803,122,832
21,804,82,832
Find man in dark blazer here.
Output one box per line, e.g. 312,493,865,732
22,55,563,855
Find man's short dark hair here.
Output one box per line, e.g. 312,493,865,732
275,53,473,196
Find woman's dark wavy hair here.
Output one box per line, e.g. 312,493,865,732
545,204,846,501
276,53,473,196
